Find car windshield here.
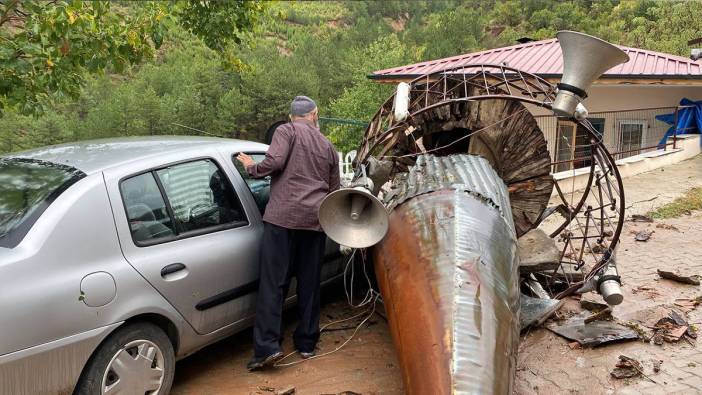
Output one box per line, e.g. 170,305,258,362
0,158,85,248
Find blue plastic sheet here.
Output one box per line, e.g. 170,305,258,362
656,98,702,147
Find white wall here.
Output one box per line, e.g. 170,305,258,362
584,85,702,113
551,134,701,196
528,84,702,116
529,84,702,161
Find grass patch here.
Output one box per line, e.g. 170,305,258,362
647,187,702,219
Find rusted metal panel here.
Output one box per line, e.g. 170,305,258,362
373,154,519,394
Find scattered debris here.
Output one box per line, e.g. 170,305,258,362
630,214,654,223
623,321,649,340
611,355,644,379
652,359,662,373
610,355,656,383
258,386,296,395
663,325,688,342
674,297,702,311
547,318,639,347
584,307,613,324
631,284,661,298
276,386,296,395
656,223,680,231
553,263,585,282
568,341,582,349
580,299,609,312
657,269,701,285
634,229,654,242
650,310,694,344
526,274,550,299
519,295,564,331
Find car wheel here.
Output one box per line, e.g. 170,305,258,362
74,322,175,395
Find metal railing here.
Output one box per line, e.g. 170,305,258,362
535,106,688,173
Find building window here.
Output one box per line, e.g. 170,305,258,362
617,120,647,159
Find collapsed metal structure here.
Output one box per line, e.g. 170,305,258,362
353,65,626,393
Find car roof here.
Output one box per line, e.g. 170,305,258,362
3,136,269,174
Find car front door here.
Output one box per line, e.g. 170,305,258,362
106,156,262,335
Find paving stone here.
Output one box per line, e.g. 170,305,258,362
518,155,702,394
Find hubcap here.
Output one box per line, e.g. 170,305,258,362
102,339,165,395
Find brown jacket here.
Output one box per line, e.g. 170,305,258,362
247,119,340,231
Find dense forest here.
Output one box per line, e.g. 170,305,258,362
2,0,701,154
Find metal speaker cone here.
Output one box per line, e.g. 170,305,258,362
318,187,389,249
552,31,629,118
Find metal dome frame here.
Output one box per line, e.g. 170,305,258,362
355,63,626,298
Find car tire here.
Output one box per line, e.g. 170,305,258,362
74,322,175,395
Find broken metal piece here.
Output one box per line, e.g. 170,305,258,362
657,269,701,285
526,274,550,299
520,295,564,330
547,318,639,347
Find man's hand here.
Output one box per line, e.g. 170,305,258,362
236,153,255,169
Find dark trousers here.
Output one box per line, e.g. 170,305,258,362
253,222,326,357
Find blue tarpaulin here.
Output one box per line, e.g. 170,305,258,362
656,98,702,147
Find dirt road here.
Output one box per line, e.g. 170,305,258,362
171,294,403,395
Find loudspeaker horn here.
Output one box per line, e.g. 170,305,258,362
318,186,389,249
552,31,629,118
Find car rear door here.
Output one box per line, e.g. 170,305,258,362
228,152,345,285
105,155,263,335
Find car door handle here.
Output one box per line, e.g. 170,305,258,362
161,263,186,277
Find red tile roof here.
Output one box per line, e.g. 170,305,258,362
370,38,702,81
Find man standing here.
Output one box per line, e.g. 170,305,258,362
236,96,340,371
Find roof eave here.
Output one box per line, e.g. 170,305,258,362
368,73,702,84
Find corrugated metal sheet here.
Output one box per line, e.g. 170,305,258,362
383,154,515,231
372,38,702,80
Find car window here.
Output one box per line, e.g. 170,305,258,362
232,154,270,214
0,158,85,248
156,159,246,234
121,172,176,243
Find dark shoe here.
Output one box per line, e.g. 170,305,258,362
246,351,284,371
298,350,316,359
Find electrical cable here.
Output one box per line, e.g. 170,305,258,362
274,248,382,368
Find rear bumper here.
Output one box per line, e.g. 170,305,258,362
0,322,121,395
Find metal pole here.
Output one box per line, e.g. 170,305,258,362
673,106,679,150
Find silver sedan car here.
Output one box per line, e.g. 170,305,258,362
0,137,344,395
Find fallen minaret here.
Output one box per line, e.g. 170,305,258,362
320,31,630,394
374,154,519,393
